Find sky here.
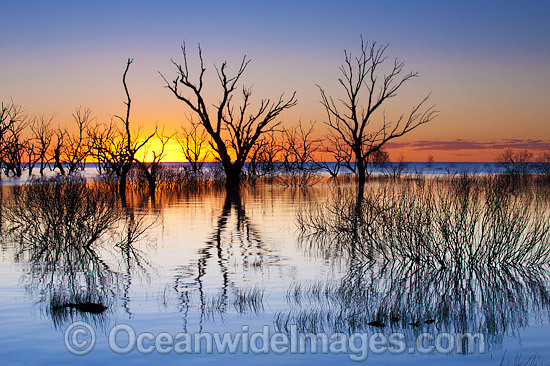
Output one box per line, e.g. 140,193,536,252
1,0,549,162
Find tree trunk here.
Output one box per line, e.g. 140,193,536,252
119,173,127,196
120,164,131,198
54,151,65,175
147,176,156,196
136,161,156,197
357,158,366,188
224,164,241,194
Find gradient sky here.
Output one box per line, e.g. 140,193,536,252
1,0,549,162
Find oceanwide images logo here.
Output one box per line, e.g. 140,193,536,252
64,322,486,360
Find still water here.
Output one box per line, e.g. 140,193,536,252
0,167,549,365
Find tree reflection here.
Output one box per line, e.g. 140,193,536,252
3,177,151,330
171,188,272,331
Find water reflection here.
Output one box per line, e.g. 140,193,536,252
280,261,550,349
1,174,548,360
171,189,275,330
2,177,151,329
291,176,550,348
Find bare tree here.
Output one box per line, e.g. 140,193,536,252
1,105,28,177
114,58,155,198
247,131,281,177
52,128,66,175
176,121,210,174
384,153,408,179
318,37,437,186
30,115,55,175
61,107,92,175
135,127,174,195
370,148,390,171
496,148,534,175
317,131,355,178
22,139,41,176
161,43,297,192
0,102,22,174
87,119,121,175
279,120,321,173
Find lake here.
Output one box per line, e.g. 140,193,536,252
0,163,549,365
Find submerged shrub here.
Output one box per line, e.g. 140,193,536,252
298,175,550,268
2,176,151,329
293,176,550,343
3,176,122,255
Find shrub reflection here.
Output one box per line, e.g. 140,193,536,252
3,177,151,329
290,175,550,347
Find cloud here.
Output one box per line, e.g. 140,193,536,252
385,139,550,152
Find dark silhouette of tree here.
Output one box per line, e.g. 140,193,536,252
276,120,323,187
87,119,122,175
1,103,28,177
161,43,297,192
364,147,390,177
384,153,408,179
0,102,22,175
176,121,210,174
87,60,157,199
496,148,534,175
371,148,389,167
22,138,41,176
52,128,66,175
247,131,281,177
114,58,155,199
135,127,174,196
30,115,54,175
317,131,354,178
318,37,437,187
280,120,320,172
60,107,93,175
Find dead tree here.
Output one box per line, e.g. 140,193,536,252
87,119,119,175
135,128,174,195
61,107,92,175
247,131,281,177
115,58,155,198
23,139,41,176
52,128,66,175
30,115,54,175
176,121,210,174
1,106,28,177
367,147,390,176
318,37,437,187
0,102,20,174
161,43,296,192
316,131,355,178
279,120,320,172
496,148,534,175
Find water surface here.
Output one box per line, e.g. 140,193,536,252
0,167,549,365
